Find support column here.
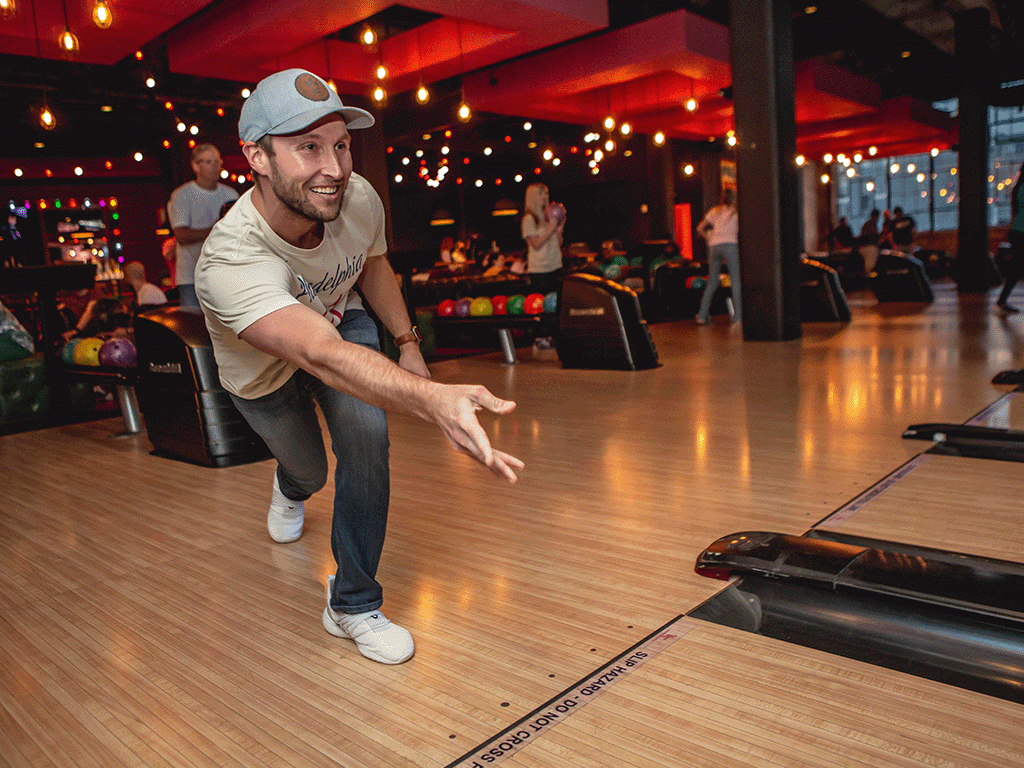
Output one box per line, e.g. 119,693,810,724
729,0,802,340
953,7,991,292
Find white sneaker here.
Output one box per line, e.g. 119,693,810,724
322,575,414,664
267,474,304,543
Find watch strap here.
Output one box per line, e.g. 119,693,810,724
393,326,422,346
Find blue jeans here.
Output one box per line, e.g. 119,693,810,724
229,309,390,614
177,284,199,308
697,242,742,323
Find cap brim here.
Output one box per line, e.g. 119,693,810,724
268,105,375,137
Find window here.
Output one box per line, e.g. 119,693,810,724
832,102,1024,233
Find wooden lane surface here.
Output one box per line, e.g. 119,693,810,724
3,283,1024,766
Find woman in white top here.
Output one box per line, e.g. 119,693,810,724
521,183,566,297
695,188,741,325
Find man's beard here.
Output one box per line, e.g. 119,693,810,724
267,162,345,223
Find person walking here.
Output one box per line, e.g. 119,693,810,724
695,188,741,325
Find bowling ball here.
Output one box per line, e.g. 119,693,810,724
506,294,526,315
524,293,545,314
545,202,567,223
629,256,644,268
603,263,622,280
690,276,707,290
98,337,137,368
72,337,104,367
455,297,473,317
61,339,80,365
542,292,558,313
612,255,628,267
491,295,508,315
437,299,456,317
720,274,731,288
470,296,494,316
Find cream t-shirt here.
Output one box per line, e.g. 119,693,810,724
195,174,386,399
521,213,563,274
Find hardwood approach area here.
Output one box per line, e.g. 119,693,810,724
3,282,1024,767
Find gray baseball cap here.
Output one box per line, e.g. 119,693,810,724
239,69,375,143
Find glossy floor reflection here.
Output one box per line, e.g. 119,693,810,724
3,281,1024,767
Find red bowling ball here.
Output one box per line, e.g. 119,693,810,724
491,295,508,315
524,293,545,314
437,299,457,317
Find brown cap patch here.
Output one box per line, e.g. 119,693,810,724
294,73,329,102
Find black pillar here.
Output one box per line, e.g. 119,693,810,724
729,0,802,341
953,7,991,292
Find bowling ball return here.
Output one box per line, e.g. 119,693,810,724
431,313,549,364
691,529,1024,703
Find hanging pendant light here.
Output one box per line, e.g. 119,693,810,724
92,0,112,28
0,0,16,21
39,104,55,130
415,30,429,105
57,0,78,58
455,20,471,122
685,77,698,112
58,27,78,57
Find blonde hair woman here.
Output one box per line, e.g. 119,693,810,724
521,183,566,297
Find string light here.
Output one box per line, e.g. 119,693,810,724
373,86,387,104
360,25,377,47
92,0,112,28
416,85,430,104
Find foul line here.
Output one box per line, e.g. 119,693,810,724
965,391,1019,426
812,452,933,528
445,615,696,768
813,391,1020,530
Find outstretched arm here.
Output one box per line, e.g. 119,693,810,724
357,253,430,379
239,303,524,483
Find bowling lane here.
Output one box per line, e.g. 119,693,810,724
446,616,1024,768
812,453,1024,562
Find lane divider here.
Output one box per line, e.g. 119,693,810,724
445,615,696,768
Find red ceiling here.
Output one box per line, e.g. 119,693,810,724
1,0,953,158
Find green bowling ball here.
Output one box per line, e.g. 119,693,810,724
506,294,526,315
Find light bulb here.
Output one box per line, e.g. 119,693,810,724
376,64,387,80
40,106,55,130
0,0,16,21
416,85,429,104
654,132,665,146
685,97,697,112
603,116,615,130
457,102,471,122
58,28,79,58
372,86,386,103
361,26,377,47
92,0,112,28
326,79,338,93
620,122,631,136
